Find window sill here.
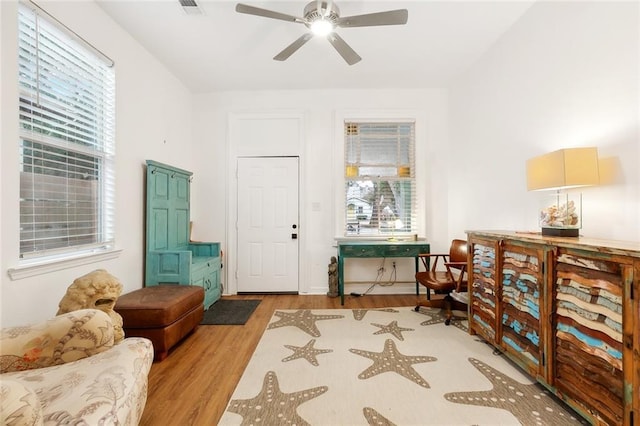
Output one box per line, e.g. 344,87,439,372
7,249,123,281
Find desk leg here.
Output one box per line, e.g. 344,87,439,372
338,255,344,305
415,256,420,296
415,255,431,300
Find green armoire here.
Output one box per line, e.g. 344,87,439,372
145,160,221,309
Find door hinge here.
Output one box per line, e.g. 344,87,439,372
630,280,634,300
541,352,545,367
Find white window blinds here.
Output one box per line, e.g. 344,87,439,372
344,121,416,237
18,3,116,258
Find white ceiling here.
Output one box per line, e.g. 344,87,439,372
96,0,535,93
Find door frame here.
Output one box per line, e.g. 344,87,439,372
226,111,307,295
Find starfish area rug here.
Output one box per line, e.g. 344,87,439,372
219,307,587,426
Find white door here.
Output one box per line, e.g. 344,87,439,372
237,157,299,293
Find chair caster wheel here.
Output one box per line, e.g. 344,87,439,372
444,319,451,325
414,306,420,312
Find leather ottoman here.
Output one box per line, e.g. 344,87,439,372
115,285,204,361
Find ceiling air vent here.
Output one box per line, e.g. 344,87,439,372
179,0,203,15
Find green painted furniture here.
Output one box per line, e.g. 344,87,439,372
145,160,221,309
336,240,430,305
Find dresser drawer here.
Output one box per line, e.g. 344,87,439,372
341,245,379,257
340,244,428,257
192,256,220,273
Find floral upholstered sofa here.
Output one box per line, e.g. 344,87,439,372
0,309,153,425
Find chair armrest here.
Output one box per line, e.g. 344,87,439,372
417,253,449,271
444,262,468,292
0,309,114,373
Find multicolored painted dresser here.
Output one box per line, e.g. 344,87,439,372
466,230,639,426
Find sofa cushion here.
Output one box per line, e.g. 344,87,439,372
0,309,115,373
115,285,204,328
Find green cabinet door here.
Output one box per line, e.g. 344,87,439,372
146,161,192,252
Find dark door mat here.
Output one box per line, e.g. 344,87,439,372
201,299,261,325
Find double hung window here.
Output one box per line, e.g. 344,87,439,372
344,121,416,237
17,3,115,259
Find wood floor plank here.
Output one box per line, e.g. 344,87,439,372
139,294,420,426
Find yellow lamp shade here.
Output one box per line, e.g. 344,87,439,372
526,147,600,191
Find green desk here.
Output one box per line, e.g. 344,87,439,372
336,240,430,305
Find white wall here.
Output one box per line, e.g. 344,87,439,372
448,1,639,241
1,0,195,326
191,89,451,296
2,0,638,324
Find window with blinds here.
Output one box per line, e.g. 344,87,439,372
344,121,416,237
18,3,115,259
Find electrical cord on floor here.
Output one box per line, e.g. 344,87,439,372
350,258,397,297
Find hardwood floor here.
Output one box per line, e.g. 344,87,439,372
139,294,420,426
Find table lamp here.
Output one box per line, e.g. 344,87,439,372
526,147,599,237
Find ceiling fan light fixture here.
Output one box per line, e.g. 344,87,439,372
235,1,408,64
310,19,334,36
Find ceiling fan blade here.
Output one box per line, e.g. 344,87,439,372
235,3,302,23
337,9,408,28
327,32,361,65
273,33,314,61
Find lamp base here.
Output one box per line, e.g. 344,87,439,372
541,227,579,237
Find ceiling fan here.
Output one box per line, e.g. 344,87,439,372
235,1,408,65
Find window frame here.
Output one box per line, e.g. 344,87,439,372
15,1,116,267
344,121,416,237
334,110,427,240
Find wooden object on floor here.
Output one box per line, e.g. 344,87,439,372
115,285,204,361
414,239,468,325
467,230,640,426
